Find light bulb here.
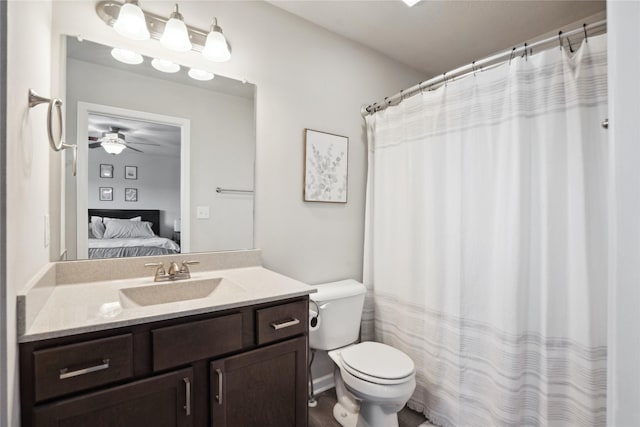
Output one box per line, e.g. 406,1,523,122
113,1,150,40
151,58,180,73
160,4,192,52
110,48,143,65
202,19,231,62
188,68,215,81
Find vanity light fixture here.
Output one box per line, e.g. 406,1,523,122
188,68,214,81
110,47,144,65
113,0,150,40
151,58,180,73
97,1,233,60
160,3,192,52
202,18,231,62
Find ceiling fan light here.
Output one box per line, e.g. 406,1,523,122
202,19,231,62
101,140,126,155
160,4,192,52
151,58,180,73
188,68,214,81
113,1,150,40
110,48,143,65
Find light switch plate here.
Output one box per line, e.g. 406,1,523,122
196,206,210,219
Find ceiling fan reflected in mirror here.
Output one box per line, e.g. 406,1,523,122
88,127,160,155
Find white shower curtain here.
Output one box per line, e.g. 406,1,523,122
363,34,608,426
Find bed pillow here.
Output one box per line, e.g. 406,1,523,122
103,216,142,222
103,220,155,239
90,216,106,239
88,224,95,239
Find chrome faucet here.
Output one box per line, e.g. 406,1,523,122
145,260,200,282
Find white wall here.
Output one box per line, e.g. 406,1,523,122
52,0,425,284
87,149,180,239
65,58,255,256
5,1,53,425
607,1,640,426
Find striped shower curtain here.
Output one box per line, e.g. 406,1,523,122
363,34,608,426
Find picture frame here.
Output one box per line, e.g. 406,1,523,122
125,165,138,180
125,188,138,202
99,164,113,179
99,187,113,201
303,129,349,203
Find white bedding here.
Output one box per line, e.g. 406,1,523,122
88,237,180,251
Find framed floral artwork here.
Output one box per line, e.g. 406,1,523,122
125,188,138,202
304,129,348,203
99,187,113,201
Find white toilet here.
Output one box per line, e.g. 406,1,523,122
310,280,416,427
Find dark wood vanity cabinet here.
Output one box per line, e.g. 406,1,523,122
19,297,309,427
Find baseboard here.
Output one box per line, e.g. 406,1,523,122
312,373,335,395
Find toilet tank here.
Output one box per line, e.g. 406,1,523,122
309,279,366,351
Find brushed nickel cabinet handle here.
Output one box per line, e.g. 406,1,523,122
59,359,110,380
215,368,223,404
270,318,300,330
183,377,191,416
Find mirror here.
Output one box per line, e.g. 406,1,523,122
64,37,256,260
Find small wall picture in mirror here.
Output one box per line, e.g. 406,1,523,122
125,188,138,202
304,129,349,203
100,164,114,178
125,165,138,180
99,187,113,201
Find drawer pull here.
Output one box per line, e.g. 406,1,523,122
215,368,223,404
59,359,110,380
270,318,300,330
183,377,191,416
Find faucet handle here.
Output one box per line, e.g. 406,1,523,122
180,260,200,273
145,262,165,273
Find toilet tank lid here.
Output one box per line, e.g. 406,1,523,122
310,279,365,302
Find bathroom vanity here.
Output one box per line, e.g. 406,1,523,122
17,252,312,427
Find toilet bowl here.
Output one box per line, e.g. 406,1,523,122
309,280,416,427
329,342,416,427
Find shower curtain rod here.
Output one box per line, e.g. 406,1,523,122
361,19,607,116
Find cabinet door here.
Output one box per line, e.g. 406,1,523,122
210,336,308,427
33,367,194,427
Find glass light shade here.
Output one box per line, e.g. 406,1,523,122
151,58,180,73
113,2,150,40
101,140,126,155
160,17,192,52
188,68,214,81
401,0,422,5
110,48,143,65
202,30,230,62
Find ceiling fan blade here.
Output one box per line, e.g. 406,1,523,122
126,146,144,153
129,141,161,147
88,136,99,141
88,142,102,148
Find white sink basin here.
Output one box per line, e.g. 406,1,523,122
119,278,245,308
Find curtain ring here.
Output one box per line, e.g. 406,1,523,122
443,73,447,87
583,23,588,43
399,90,404,101
509,47,516,65
472,61,477,76
558,31,563,50
523,43,528,61
419,82,425,94
385,96,391,106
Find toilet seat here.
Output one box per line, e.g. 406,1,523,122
339,342,415,385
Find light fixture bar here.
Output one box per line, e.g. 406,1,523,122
96,1,231,55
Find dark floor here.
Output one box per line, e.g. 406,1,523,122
308,389,432,427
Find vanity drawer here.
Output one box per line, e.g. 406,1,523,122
152,313,243,371
256,300,308,345
33,334,133,402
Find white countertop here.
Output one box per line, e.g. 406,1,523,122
20,266,315,343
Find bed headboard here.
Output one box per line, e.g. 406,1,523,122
89,209,161,235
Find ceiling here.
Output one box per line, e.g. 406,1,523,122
268,0,606,77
